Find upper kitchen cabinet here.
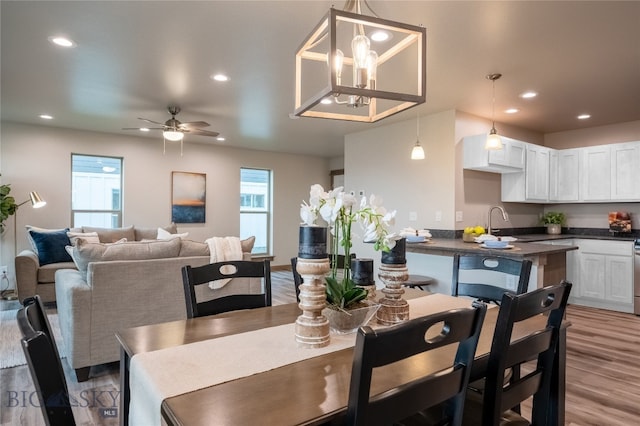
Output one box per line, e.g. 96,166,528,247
549,148,580,202
463,134,525,173
501,144,551,203
581,145,611,201
611,142,640,200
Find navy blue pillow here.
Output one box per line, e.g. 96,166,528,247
29,228,72,266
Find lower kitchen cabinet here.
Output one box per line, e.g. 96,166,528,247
572,239,634,313
538,238,634,313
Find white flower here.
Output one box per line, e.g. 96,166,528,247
300,203,317,226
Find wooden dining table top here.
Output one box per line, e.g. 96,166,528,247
116,296,560,426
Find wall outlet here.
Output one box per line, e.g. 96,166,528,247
435,211,442,222
0,266,7,278
409,211,418,221
455,211,463,222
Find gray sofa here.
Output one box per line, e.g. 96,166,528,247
15,224,179,304
54,236,258,382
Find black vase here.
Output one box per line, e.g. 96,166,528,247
298,225,327,259
351,258,375,285
381,238,406,264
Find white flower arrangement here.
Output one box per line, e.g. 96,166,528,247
300,184,398,309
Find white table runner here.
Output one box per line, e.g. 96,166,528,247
129,294,475,425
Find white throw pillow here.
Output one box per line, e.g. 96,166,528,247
157,227,188,240
67,231,100,246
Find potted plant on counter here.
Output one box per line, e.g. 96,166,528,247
540,211,566,235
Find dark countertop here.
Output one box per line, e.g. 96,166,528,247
513,233,638,242
406,238,578,259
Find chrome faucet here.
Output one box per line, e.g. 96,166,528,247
488,205,509,235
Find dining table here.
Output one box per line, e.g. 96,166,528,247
116,292,568,426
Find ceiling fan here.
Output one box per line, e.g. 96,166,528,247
123,105,219,154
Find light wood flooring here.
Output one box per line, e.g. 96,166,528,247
1,271,639,425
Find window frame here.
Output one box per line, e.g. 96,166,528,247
70,153,123,228
240,167,272,256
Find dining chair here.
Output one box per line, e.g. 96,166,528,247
346,302,488,426
181,259,272,318
290,253,355,302
463,280,572,426
17,295,77,426
452,254,532,305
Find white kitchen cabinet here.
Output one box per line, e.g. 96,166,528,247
549,148,580,202
571,239,634,313
501,144,550,203
580,145,611,201
525,144,550,201
610,141,640,200
463,134,525,173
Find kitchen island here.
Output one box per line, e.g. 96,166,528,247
405,238,578,294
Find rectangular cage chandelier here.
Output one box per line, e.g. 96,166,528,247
294,7,426,123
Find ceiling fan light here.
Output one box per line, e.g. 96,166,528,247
163,130,184,141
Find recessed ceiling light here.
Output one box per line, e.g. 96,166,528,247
48,36,76,48
371,31,391,42
505,108,519,114
39,114,54,120
140,128,150,132
577,114,591,120
520,91,537,99
216,137,226,141
320,98,332,105
211,74,229,82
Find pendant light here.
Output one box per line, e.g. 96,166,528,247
411,111,425,160
293,0,426,122
485,73,503,150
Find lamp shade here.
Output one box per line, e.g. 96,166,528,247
485,129,503,150
163,130,184,141
411,144,425,160
29,191,46,208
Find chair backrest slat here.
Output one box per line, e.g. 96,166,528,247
482,281,572,426
452,254,532,305
347,303,487,426
182,259,271,318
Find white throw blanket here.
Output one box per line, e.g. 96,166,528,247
205,236,243,289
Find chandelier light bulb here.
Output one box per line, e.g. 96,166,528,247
334,49,344,85
351,34,370,88
366,50,378,89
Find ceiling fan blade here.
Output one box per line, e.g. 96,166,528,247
179,121,210,128
138,117,166,126
122,127,164,130
189,129,220,137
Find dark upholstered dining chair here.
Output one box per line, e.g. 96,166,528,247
181,259,271,318
452,254,532,305
462,280,572,426
346,302,487,426
17,295,77,426
291,253,355,302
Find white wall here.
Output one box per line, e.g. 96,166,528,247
0,122,330,281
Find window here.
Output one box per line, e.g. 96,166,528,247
71,154,123,228
240,168,271,255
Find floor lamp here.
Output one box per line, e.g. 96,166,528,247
2,191,46,300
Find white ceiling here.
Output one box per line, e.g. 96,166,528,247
2,1,639,158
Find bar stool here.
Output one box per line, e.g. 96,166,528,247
403,274,435,291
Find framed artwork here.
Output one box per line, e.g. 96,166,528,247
171,172,206,223
330,169,344,189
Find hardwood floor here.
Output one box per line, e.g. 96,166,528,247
1,272,638,425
